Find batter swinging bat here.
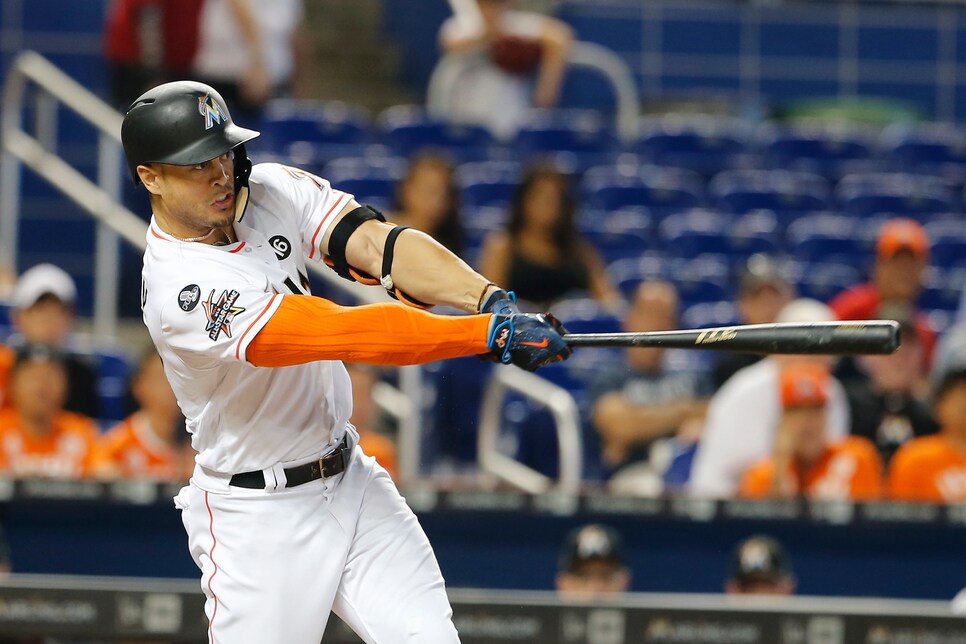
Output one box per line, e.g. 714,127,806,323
561,320,900,355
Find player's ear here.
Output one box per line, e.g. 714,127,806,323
137,164,162,195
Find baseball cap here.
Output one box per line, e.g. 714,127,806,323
559,524,624,573
12,264,76,309
738,254,791,295
876,218,929,260
731,535,793,586
780,362,829,408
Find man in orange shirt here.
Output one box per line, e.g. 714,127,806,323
889,368,966,502
101,348,194,481
740,362,883,500
0,344,103,479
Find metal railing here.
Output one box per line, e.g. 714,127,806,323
0,51,429,481
478,366,582,493
426,40,640,142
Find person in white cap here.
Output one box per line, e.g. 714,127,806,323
0,264,99,418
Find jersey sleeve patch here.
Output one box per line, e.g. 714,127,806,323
202,288,246,341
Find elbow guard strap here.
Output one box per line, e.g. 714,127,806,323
380,226,431,309
323,205,385,285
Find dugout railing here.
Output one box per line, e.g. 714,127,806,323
0,51,584,489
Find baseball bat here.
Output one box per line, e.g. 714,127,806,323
561,320,900,355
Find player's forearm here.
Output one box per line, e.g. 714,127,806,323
247,295,491,367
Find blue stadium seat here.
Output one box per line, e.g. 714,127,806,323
636,115,754,177
579,207,654,261
607,253,673,298
786,214,868,265
920,266,965,312
255,99,371,165
659,209,732,258
514,109,618,156
883,123,966,181
836,173,957,221
926,220,966,269
551,298,622,335
680,300,739,329
673,256,731,307
581,164,704,216
794,261,864,302
323,156,407,208
96,349,133,425
460,205,507,261
759,123,878,177
710,169,831,227
377,105,494,159
456,161,521,208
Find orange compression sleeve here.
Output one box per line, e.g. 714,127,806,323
247,295,492,367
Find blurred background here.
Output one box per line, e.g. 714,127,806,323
3,0,966,641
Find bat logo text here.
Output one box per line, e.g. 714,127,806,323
695,327,738,345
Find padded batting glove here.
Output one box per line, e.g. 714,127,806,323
479,288,520,317
486,311,573,372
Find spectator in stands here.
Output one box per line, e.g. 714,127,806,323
590,281,710,493
556,523,630,599
0,523,9,576
725,535,795,596
391,152,464,257
478,164,620,310
100,348,193,481
192,0,311,123
845,311,937,466
712,254,795,390
739,362,882,501
689,299,851,498
438,0,574,140
0,345,104,480
829,217,936,372
346,363,399,481
888,365,966,503
103,0,204,108
0,264,99,419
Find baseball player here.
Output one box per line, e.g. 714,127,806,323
120,81,571,643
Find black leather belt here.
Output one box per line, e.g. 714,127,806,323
229,435,351,489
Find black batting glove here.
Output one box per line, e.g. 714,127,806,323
485,311,573,372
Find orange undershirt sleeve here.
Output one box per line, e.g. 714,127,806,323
247,295,492,367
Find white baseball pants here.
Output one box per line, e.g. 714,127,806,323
175,435,460,643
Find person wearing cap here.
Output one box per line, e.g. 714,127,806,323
726,535,795,595
739,362,882,500
711,254,795,390
689,299,852,498
555,523,631,599
888,366,966,502
590,281,711,491
844,307,937,466
0,344,105,480
0,264,100,419
829,217,936,372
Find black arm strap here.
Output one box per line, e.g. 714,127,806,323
324,205,385,282
380,226,431,309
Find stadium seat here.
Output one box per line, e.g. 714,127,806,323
323,156,407,208
581,164,704,216
658,209,732,258
759,122,878,177
883,122,966,181
579,207,654,261
514,109,618,157
793,261,864,302
607,253,673,298
836,173,957,221
636,114,754,177
377,105,494,159
256,99,371,165
920,266,965,312
460,205,507,261
710,169,831,227
673,256,731,307
926,220,966,269
96,348,134,425
456,161,521,208
551,297,622,335
786,213,868,265
680,300,739,329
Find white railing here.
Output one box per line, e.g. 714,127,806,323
0,51,429,481
427,40,640,142
478,366,583,493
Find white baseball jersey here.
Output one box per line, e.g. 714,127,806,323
142,162,354,475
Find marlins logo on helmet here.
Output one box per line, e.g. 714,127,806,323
198,94,226,130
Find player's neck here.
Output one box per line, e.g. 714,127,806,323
155,216,237,246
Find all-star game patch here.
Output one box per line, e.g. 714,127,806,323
203,289,246,340
178,284,201,312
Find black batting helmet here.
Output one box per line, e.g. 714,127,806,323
120,81,260,220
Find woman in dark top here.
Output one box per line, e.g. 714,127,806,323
478,164,620,309
391,151,464,257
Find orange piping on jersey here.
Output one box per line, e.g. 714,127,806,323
150,225,169,241
247,295,491,367
235,294,279,360
228,242,247,254
309,191,348,260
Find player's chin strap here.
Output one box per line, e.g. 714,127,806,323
323,205,431,309
233,143,253,223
